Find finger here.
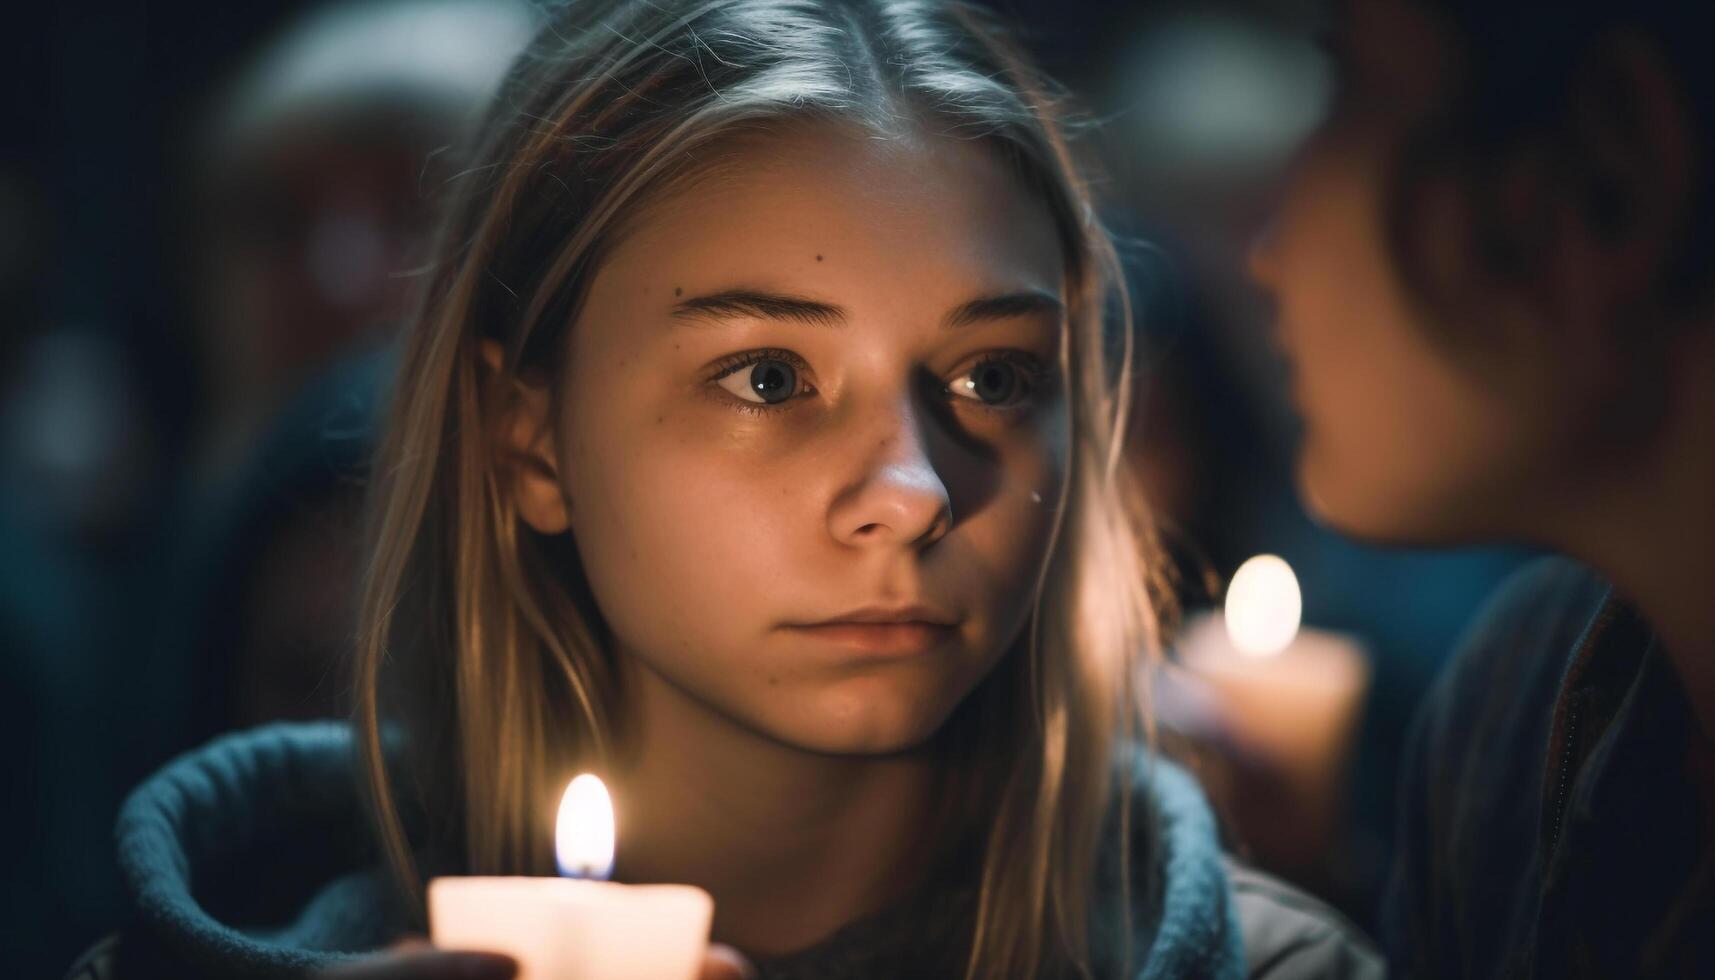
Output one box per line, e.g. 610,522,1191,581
698,944,757,980
318,948,517,980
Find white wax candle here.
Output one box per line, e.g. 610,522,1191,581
429,877,712,980
429,774,714,980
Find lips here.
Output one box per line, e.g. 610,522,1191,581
785,603,961,657
784,621,958,656
810,603,958,626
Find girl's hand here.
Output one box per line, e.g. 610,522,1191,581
318,938,756,980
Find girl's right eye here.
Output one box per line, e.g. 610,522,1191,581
710,349,814,409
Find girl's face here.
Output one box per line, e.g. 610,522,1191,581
1249,0,1596,544
521,126,1069,755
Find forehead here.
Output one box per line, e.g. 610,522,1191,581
595,123,1067,309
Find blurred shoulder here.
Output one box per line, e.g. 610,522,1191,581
1438,557,1609,695
1416,557,1612,755
1226,859,1385,980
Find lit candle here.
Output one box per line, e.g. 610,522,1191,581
1222,554,1303,658
429,774,714,980
1166,555,1370,848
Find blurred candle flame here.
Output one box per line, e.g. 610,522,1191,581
1224,554,1302,658
556,774,615,880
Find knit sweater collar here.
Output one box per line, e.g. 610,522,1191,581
115,723,1244,978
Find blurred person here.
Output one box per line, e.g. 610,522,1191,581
183,0,537,482
88,0,1382,978
1250,0,1715,976
1099,4,1524,919
148,349,387,737
138,0,537,760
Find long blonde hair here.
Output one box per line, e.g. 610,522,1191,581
353,1,1166,976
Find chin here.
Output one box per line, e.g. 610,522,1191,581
1297,454,1431,545
1297,455,1489,548
757,677,963,757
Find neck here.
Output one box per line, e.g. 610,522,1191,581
1564,327,1715,741
607,657,941,957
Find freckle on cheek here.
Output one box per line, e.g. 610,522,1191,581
674,286,682,297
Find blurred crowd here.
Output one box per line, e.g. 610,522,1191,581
3,0,1527,975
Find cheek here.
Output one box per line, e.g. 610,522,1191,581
1278,233,1546,538
1274,138,1400,346
563,403,806,652
960,493,1055,654
954,412,1068,624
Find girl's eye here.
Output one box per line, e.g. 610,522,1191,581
712,352,810,406
947,354,1044,409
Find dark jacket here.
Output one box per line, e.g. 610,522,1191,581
76,722,1378,979
1381,559,1715,978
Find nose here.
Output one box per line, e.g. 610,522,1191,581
828,401,952,550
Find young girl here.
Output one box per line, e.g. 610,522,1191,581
95,1,1377,977
1250,0,1714,976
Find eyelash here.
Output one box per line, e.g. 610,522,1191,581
705,348,1053,417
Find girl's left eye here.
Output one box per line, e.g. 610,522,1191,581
946,353,1047,409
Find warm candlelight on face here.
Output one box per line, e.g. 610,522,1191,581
429,773,714,980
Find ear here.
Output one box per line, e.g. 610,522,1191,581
1541,33,1696,335
481,339,572,535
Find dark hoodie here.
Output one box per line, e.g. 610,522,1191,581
78,722,1379,979
1381,558,1715,978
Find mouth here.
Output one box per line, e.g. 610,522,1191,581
785,603,962,657
815,603,959,626
783,621,959,657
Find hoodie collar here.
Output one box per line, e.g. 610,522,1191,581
117,724,1244,979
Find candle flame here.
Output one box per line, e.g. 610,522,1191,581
555,773,615,879
1224,554,1302,658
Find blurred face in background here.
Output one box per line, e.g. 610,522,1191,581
1249,0,1534,544
200,120,431,412
1248,0,1677,546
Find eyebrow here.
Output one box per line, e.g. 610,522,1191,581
942,290,1064,329
672,289,845,327
669,288,1064,330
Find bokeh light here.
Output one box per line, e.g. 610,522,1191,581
1224,554,1303,658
